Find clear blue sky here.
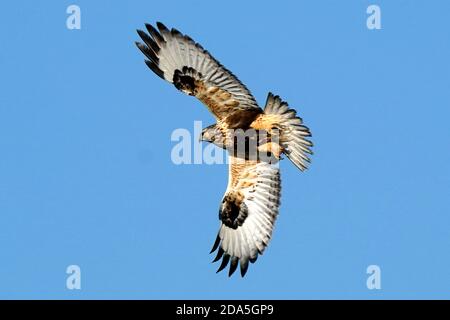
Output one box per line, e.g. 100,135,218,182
1,0,449,299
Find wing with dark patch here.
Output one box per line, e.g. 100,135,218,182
210,156,281,277
136,22,261,121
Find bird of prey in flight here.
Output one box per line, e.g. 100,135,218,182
135,22,312,277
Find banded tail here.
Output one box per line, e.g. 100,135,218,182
263,93,313,171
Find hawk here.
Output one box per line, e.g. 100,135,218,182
136,22,313,277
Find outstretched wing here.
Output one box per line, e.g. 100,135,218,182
136,22,261,122
210,155,281,277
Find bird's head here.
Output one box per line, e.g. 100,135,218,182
200,124,226,149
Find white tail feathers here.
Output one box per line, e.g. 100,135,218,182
264,92,313,171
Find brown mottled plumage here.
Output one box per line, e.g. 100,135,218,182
136,22,312,277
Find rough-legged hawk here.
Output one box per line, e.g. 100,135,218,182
136,22,313,277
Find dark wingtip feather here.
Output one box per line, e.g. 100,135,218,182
145,23,165,44
212,247,224,263
216,254,230,273
171,27,182,36
156,21,169,33
144,60,164,79
136,29,146,39
184,34,194,43
210,235,221,254
136,42,158,64
228,257,239,277
135,41,146,54
240,259,249,277
136,29,160,54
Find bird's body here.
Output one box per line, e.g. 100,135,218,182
136,22,312,277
